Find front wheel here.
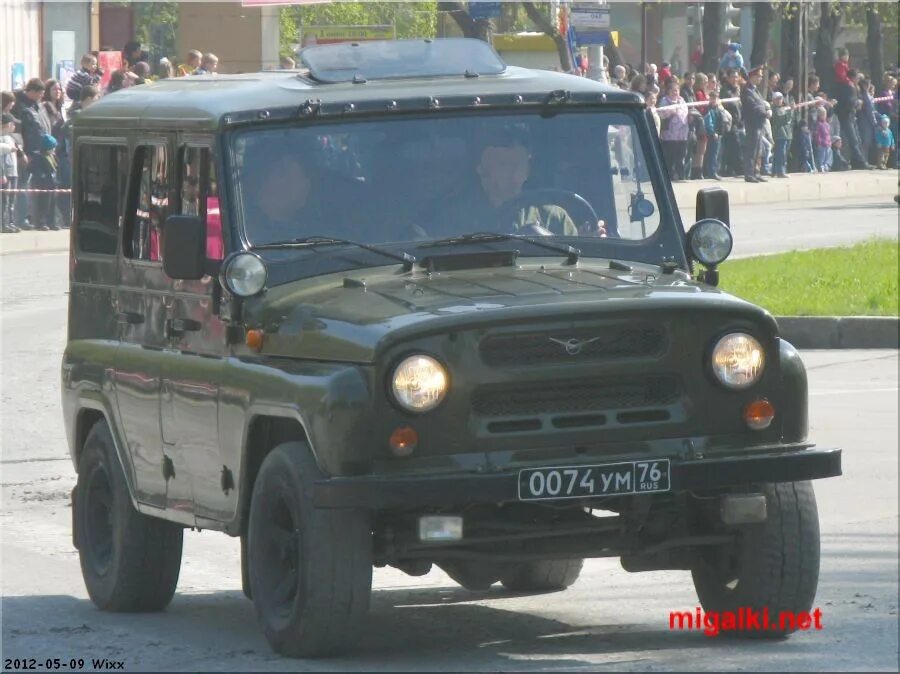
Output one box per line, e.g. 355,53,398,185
75,421,183,611
690,481,820,638
248,441,372,658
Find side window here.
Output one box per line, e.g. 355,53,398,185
607,124,661,240
76,144,128,255
180,146,223,260
125,144,170,261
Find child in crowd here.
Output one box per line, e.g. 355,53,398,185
875,114,895,169
830,136,851,171
0,112,21,232
771,91,792,177
796,120,816,173
29,133,59,231
813,107,832,172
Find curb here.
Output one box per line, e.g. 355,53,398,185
0,230,70,256
673,169,898,209
776,316,900,349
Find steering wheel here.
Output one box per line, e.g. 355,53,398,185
496,188,601,236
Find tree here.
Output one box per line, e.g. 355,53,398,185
779,2,801,85
813,1,843,94
520,2,572,72
750,2,776,71
865,3,883,82
701,2,723,73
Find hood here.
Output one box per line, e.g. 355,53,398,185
243,259,774,363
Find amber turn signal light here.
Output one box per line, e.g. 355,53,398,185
245,329,265,350
389,426,418,457
744,398,775,430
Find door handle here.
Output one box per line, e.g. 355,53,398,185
165,317,202,338
116,311,145,325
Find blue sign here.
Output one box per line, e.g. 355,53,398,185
10,62,26,90
469,1,501,20
575,30,610,46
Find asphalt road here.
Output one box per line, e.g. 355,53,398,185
1,237,898,671
678,195,899,258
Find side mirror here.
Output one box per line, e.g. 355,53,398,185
162,215,206,280
695,186,730,228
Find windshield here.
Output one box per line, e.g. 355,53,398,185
231,111,674,259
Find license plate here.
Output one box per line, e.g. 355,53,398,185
518,459,671,501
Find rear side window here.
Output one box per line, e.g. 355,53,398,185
125,144,170,261
76,144,128,255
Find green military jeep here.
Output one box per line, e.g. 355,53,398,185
63,39,841,657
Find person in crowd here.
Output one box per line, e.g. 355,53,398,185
178,50,202,77
876,74,896,118
657,80,690,181
771,91,793,178
12,78,51,230
830,135,851,171
760,101,774,176
741,66,769,182
703,89,730,180
658,62,673,89
646,91,661,134
690,73,710,180
678,73,698,179
280,55,296,70
131,61,152,85
123,41,148,69
834,48,851,87
105,70,132,95
156,57,175,80
645,63,658,88
41,79,65,128
796,119,816,173
834,67,873,169
813,106,833,172
65,53,101,104
719,68,744,177
194,53,219,76
630,74,648,99
766,71,781,102
1,112,22,233
2,90,16,116
719,43,744,72
857,77,878,164
875,114,895,169
28,133,58,230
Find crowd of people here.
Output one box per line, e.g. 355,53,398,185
3,39,899,234
1,42,223,233
607,44,898,183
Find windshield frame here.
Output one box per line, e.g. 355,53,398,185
223,105,689,278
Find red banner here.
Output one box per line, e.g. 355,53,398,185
97,51,123,89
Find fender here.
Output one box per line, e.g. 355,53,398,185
779,338,809,444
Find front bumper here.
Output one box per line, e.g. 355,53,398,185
313,447,841,509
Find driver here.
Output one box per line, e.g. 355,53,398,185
438,130,604,237
240,148,320,245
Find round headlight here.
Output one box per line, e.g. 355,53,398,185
711,333,765,389
689,218,733,266
391,355,448,412
222,252,267,297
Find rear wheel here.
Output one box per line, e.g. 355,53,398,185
248,441,372,658
690,481,820,638
499,559,584,592
75,421,183,611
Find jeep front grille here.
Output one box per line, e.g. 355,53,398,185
471,374,681,418
479,323,666,367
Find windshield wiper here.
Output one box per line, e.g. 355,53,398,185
252,236,416,272
421,232,580,265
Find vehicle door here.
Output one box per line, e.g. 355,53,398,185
113,137,193,511
158,139,232,523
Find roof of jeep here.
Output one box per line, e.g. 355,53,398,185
74,65,641,131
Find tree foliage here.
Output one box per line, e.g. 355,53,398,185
280,2,438,54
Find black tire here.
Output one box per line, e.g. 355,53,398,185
499,559,584,592
438,560,503,591
75,421,183,612
248,441,372,658
691,481,820,638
